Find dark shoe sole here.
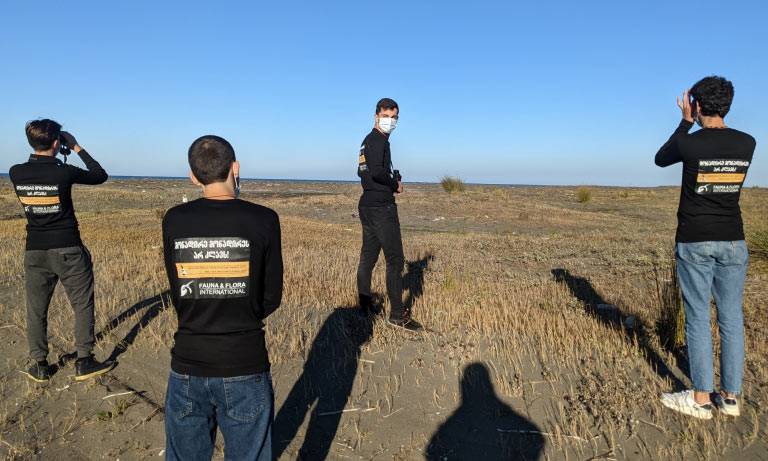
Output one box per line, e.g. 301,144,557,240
74,362,116,381
387,320,424,332
19,370,50,383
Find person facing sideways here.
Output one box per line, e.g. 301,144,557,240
356,98,423,331
161,135,283,461
655,76,756,420
9,119,114,383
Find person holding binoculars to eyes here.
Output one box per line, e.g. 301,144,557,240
9,119,115,383
656,76,755,420
356,98,422,331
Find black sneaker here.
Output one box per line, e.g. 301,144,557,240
388,311,424,332
74,355,116,381
20,360,51,383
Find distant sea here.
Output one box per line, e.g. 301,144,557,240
112,175,362,184
0,172,360,184
0,173,695,188
0,174,549,187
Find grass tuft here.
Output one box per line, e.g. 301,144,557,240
440,176,466,193
576,187,592,203
654,260,686,350
749,229,768,259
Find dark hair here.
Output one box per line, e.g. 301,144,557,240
375,98,399,114
690,76,734,118
25,119,62,151
188,135,236,185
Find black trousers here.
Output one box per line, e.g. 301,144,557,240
357,204,404,317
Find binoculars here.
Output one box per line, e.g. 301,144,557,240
58,135,71,156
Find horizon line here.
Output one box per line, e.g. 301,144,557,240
3,173,765,188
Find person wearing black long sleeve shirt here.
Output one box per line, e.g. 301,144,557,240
162,135,281,461
656,77,756,421
356,98,422,331
9,119,114,383
162,198,283,376
655,120,755,243
358,127,399,206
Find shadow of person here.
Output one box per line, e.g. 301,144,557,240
403,253,434,314
106,291,170,362
551,268,686,390
273,306,375,460
426,362,545,460
54,291,170,368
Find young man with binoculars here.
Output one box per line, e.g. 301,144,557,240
356,98,422,331
656,76,755,420
9,119,114,383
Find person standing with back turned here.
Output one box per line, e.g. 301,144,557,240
656,76,756,419
356,98,422,331
162,136,282,460
9,119,114,383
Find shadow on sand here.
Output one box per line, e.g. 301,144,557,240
403,253,433,314
272,306,374,459
426,362,545,460
273,255,432,460
54,291,170,370
551,268,686,390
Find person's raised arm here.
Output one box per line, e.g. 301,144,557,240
655,90,694,167
260,213,283,319
61,131,108,184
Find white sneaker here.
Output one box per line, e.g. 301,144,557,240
660,390,713,420
712,393,740,417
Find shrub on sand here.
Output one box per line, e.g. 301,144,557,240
576,187,592,203
441,176,466,193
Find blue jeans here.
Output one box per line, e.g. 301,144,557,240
164,370,273,461
676,241,748,394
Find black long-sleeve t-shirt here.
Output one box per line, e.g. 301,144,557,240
9,151,108,250
162,198,283,377
655,120,756,243
357,129,399,206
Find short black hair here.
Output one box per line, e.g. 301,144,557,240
25,119,62,151
188,135,236,185
376,98,399,114
691,76,734,118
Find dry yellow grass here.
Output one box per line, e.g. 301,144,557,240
0,179,765,459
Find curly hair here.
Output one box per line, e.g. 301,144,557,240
690,76,734,118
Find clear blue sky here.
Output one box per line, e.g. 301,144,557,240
1,1,765,186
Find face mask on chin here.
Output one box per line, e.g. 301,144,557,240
378,117,397,134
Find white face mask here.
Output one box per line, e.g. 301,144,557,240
378,117,397,134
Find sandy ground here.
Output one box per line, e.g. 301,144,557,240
0,178,766,460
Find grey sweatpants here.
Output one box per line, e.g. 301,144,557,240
24,246,96,361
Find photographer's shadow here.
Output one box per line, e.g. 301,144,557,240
273,306,376,460
426,362,545,460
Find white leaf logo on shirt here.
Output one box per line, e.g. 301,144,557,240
180,281,194,297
